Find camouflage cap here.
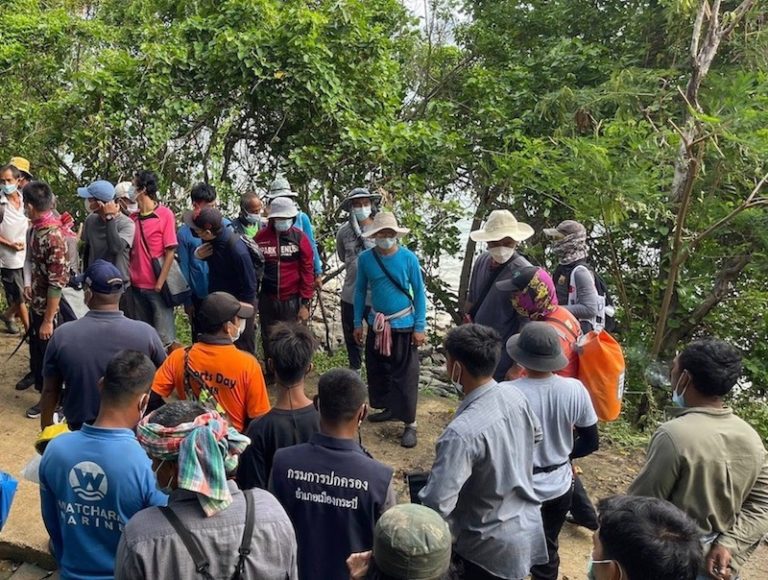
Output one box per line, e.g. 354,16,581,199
373,504,451,580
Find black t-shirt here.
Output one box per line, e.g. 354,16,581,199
237,404,320,490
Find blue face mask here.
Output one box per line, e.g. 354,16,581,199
2,184,17,195
352,205,371,221
274,219,293,232
376,237,396,250
672,375,688,408
245,213,261,225
587,558,621,580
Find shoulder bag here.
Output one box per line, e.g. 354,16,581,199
137,215,191,307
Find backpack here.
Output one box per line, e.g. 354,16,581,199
548,317,625,422
229,233,265,292
568,265,617,333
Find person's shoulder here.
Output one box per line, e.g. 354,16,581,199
272,442,311,466
121,505,166,544
242,487,291,521
156,205,176,219
41,430,80,461
115,212,134,226
337,221,352,235
83,213,100,228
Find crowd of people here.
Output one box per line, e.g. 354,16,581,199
1,155,767,580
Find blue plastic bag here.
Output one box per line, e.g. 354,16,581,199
0,471,18,531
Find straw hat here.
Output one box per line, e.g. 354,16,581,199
362,211,410,238
469,210,534,242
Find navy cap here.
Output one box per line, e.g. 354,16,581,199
74,259,124,294
77,180,116,202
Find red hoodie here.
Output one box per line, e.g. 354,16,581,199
255,225,314,301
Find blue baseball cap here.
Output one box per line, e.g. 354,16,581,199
73,260,124,294
77,180,116,202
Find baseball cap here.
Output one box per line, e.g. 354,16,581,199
542,219,586,239
373,504,452,580
73,259,125,294
77,180,116,203
191,207,224,232
196,292,255,333
9,157,32,179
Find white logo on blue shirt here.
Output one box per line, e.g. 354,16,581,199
68,461,108,502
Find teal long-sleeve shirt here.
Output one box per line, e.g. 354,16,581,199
353,245,426,332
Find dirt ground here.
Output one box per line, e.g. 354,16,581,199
1,330,767,578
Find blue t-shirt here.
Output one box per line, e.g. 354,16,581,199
39,424,168,580
43,311,167,427
177,217,233,300
353,246,426,332
295,211,322,275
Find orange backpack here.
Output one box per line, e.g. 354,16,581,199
576,330,625,421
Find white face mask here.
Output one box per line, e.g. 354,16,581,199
84,199,95,214
488,246,515,264
450,361,463,394
231,318,246,341
376,237,397,250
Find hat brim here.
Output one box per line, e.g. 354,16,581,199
495,278,522,293
506,334,568,372
542,227,565,239
267,192,298,200
469,223,535,243
235,302,255,320
77,187,93,199
340,194,381,212
268,209,299,220
362,225,409,238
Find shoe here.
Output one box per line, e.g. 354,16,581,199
15,371,35,391
26,404,41,419
368,409,395,423
401,426,418,448
565,513,598,531
3,318,19,335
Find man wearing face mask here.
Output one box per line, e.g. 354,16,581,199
466,210,534,381
191,207,257,353
39,350,168,580
39,260,167,431
352,212,427,449
336,187,380,372
0,164,29,336
420,324,546,580
629,340,768,580
586,495,702,580
255,197,315,368
232,191,265,238
114,181,139,216
270,369,397,580
149,292,271,433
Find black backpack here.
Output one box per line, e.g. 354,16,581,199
592,271,617,332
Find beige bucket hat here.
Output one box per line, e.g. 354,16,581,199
362,211,410,238
469,209,534,242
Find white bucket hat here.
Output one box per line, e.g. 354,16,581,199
267,197,299,219
362,211,410,238
267,175,298,199
469,210,534,243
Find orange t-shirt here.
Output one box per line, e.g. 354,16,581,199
152,342,270,432
543,307,582,379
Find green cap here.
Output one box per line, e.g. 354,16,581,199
373,504,452,580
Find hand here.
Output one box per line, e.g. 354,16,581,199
23,286,31,302
412,331,427,347
40,319,54,340
196,243,213,259
462,313,472,324
298,306,310,322
706,544,732,579
13,241,24,252
100,200,120,217
346,551,372,580
314,275,324,289
153,282,164,293
353,327,364,345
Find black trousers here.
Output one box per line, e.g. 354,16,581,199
531,483,575,580
29,310,54,393
570,474,599,530
453,553,506,580
341,301,367,370
365,327,419,423
259,295,300,363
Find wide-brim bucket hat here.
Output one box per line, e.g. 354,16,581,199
362,211,410,238
340,187,382,211
506,322,568,372
470,209,534,243
268,197,299,219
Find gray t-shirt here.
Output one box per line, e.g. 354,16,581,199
336,220,374,304
82,212,135,282
512,375,598,501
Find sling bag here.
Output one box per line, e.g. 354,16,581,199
372,250,414,307
182,346,228,419
159,490,256,580
137,215,191,307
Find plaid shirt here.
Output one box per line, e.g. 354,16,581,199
29,225,69,315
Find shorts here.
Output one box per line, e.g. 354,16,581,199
1,268,23,305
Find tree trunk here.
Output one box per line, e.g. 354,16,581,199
457,186,492,313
